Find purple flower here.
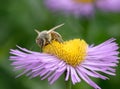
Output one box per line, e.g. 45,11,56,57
9,38,119,89
97,0,120,12
44,0,120,17
44,0,95,17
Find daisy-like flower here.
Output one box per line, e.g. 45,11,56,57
44,0,120,17
97,0,120,12
9,25,119,89
44,0,95,17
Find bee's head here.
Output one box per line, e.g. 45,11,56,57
35,30,51,47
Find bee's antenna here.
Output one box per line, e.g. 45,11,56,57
35,29,40,35
47,23,64,33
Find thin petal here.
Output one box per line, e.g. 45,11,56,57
65,65,70,81
76,68,101,89
70,66,81,84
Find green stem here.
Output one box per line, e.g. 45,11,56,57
65,78,72,89
80,18,90,39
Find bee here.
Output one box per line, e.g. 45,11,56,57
35,23,64,48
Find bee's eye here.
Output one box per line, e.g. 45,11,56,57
36,38,44,47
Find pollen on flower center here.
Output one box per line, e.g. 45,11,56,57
73,0,94,3
43,39,88,67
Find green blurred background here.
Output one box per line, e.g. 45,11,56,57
0,0,120,89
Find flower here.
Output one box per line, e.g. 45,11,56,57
44,0,120,17
97,0,120,12
44,0,95,17
9,38,119,89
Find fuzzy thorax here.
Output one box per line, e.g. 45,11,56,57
43,39,88,67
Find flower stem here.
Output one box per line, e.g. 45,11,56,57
65,78,72,89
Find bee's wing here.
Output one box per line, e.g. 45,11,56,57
47,23,64,33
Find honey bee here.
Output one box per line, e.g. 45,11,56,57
35,23,64,48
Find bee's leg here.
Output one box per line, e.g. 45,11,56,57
44,37,51,46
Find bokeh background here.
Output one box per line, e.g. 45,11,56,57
0,0,120,89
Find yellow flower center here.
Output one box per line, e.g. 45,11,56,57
43,39,88,67
73,0,94,3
